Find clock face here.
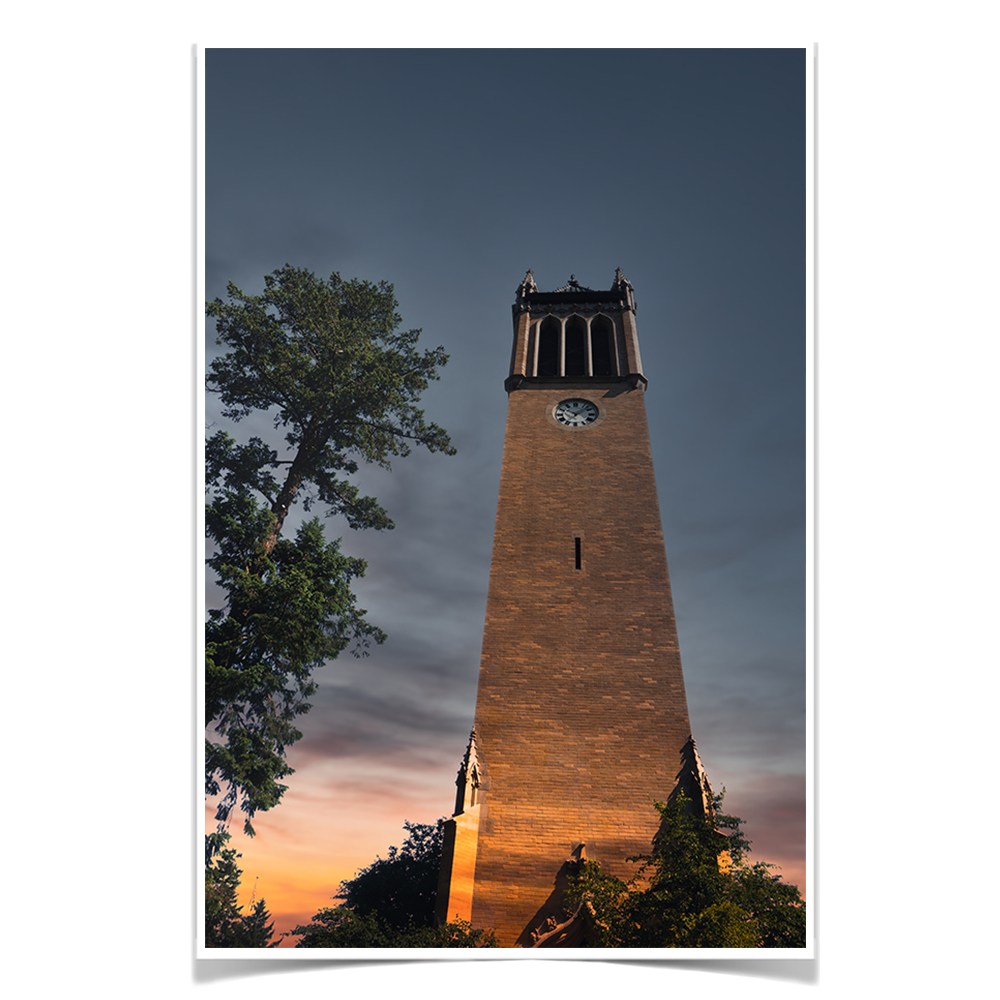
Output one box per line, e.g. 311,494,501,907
554,399,599,427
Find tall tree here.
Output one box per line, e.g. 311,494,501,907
205,265,454,841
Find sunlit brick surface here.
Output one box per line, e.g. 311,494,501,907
467,378,691,946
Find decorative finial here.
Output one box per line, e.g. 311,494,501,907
612,267,635,310
516,269,538,299
453,728,482,815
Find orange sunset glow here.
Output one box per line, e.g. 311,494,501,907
205,747,807,948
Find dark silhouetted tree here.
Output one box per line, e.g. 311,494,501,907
288,819,497,948
205,835,276,948
339,819,444,932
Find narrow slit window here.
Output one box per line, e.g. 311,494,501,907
575,537,582,570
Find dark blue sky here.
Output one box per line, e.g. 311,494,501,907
204,47,808,928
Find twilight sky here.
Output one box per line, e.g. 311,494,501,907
204,47,808,943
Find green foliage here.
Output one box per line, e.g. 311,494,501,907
206,264,455,537
565,793,806,948
205,834,276,948
339,819,444,932
730,860,809,948
205,510,382,835
205,265,454,841
288,819,497,948
289,908,497,949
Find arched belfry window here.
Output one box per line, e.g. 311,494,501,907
564,315,587,377
591,315,615,376
528,313,620,377
537,316,560,377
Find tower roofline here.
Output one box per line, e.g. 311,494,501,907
514,268,636,315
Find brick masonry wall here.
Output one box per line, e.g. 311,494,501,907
435,810,480,925
468,378,692,946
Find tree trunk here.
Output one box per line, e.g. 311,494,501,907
260,421,322,560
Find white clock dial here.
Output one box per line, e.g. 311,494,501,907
554,399,599,427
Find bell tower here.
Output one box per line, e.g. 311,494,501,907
436,270,692,946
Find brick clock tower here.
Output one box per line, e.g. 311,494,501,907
436,270,696,947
